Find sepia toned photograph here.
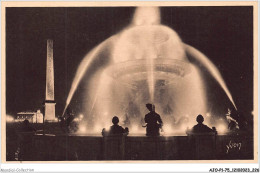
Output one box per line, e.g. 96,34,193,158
1,2,258,163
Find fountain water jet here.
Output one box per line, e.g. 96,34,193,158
132,7,160,25
184,44,237,110
64,7,237,134
62,36,117,116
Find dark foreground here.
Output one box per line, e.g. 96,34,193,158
7,132,253,161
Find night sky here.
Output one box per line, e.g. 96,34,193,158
6,7,253,117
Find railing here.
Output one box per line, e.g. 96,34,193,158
9,133,253,161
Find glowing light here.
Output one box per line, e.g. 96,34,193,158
6,115,14,122
163,124,173,134
94,125,102,133
131,125,139,133
78,125,87,133
206,112,211,117
79,114,84,119
104,123,111,130
180,125,189,133
217,124,227,134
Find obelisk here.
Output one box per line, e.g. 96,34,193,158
44,39,56,121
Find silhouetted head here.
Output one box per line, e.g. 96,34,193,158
196,114,204,124
112,116,119,125
23,119,29,126
146,103,155,112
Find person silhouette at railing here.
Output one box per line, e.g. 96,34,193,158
187,114,214,134
102,116,129,136
20,119,36,133
185,115,217,160
62,107,79,133
144,103,163,136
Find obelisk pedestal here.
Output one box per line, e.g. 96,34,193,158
44,39,56,121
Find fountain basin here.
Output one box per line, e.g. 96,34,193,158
107,58,190,87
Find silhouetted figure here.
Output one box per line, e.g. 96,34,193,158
60,107,78,133
20,120,36,132
65,107,75,127
212,127,217,135
226,108,239,131
102,116,129,136
190,115,214,133
110,116,126,134
186,115,216,159
144,103,163,136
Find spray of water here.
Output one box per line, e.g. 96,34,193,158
147,54,155,102
63,7,236,135
184,44,237,110
62,36,116,116
132,7,160,26
132,7,161,103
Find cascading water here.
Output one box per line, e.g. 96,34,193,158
64,7,237,134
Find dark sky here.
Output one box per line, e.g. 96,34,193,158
6,7,253,117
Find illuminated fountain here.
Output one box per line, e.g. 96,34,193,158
64,7,237,135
